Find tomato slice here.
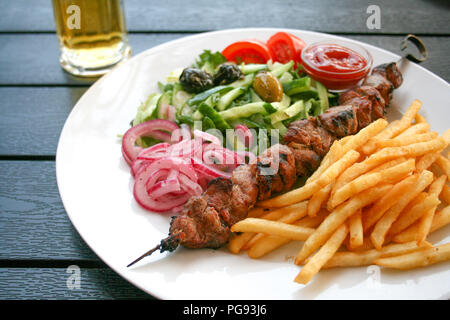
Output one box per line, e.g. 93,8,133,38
222,39,271,64
267,32,306,67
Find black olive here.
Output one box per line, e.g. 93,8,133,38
179,68,214,93
213,63,243,86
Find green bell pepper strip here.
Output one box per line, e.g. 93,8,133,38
198,103,231,130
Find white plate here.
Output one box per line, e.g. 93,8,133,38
56,28,450,300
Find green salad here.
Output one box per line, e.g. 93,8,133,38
131,50,337,148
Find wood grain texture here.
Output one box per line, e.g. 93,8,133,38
0,161,99,261
0,33,448,86
0,268,153,299
0,0,449,34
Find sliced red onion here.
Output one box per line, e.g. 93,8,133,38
171,123,191,143
235,124,254,149
193,129,221,146
133,165,190,212
179,173,203,196
122,119,179,164
167,105,177,122
192,157,232,179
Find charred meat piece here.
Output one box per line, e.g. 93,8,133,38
256,144,297,200
372,62,403,89
317,105,358,138
283,119,335,157
363,73,394,105
288,142,321,177
343,96,373,130
355,86,386,120
230,164,259,225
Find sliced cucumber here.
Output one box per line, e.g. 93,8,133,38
219,102,267,120
172,85,192,110
198,103,231,130
271,60,294,78
217,87,246,111
315,80,329,114
133,93,162,126
282,77,311,96
157,90,173,119
239,63,268,74
230,73,255,89
188,85,232,106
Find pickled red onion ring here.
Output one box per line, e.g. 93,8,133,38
123,120,257,213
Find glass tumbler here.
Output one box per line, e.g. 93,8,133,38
52,0,132,77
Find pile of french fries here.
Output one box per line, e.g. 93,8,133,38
229,99,450,285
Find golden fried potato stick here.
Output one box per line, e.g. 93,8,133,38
396,122,430,138
388,193,440,236
330,157,407,210
435,155,450,179
228,201,308,253
392,205,450,243
362,99,422,154
231,218,314,241
294,223,349,284
306,119,387,185
307,184,331,217
228,232,257,254
306,140,343,184
416,175,447,245
376,132,438,148
362,175,419,233
374,243,450,270
242,201,309,251
295,184,392,265
348,209,364,250
331,138,444,205
414,113,427,124
440,184,450,204
323,241,431,269
416,152,440,173
258,150,359,208
247,207,269,218
370,170,434,250
331,158,415,208
247,212,327,259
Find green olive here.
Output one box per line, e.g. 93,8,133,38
252,71,284,102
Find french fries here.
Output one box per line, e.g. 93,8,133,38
294,223,349,284
331,158,415,208
229,99,450,285
370,170,434,250
323,241,431,269
258,150,359,208
374,243,450,269
231,218,314,241
348,209,364,250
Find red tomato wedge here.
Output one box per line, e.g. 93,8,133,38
267,32,306,67
222,39,271,64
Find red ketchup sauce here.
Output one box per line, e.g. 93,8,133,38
301,42,372,91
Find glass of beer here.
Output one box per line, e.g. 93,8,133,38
52,0,132,77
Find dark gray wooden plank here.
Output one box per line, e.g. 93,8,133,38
0,87,87,156
0,33,448,86
0,268,153,299
0,161,99,261
0,0,449,34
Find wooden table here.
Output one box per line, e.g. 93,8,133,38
0,0,448,299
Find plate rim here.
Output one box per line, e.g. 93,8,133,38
56,27,450,299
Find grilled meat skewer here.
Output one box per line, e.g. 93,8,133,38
127,62,403,267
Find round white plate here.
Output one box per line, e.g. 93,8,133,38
56,28,450,300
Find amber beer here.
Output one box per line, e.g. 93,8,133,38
52,0,131,76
